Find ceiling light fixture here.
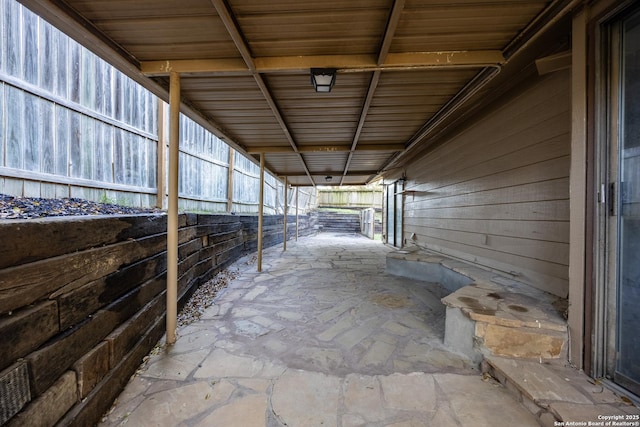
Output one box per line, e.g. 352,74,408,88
311,68,336,93
325,175,332,182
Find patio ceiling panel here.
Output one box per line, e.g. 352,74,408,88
346,151,399,176
357,69,479,145
392,0,549,52
231,0,392,57
265,72,371,148
64,0,241,61
180,74,290,148
17,0,570,187
301,152,351,184
260,153,309,176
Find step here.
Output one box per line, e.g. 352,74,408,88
317,212,361,234
483,356,640,426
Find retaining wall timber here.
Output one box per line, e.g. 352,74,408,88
0,212,315,426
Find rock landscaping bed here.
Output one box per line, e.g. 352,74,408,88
0,194,163,219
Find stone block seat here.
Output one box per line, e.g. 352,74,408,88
385,249,568,364
386,249,640,425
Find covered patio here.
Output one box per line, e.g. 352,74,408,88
95,232,635,427
99,233,539,426
5,0,640,424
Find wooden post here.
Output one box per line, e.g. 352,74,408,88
156,100,167,209
226,149,235,213
295,186,299,241
257,153,264,272
283,176,287,251
166,71,180,345
568,8,588,370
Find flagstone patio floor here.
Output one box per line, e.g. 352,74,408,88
99,232,541,427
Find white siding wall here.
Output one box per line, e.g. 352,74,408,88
403,70,570,297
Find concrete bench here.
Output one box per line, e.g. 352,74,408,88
386,249,568,364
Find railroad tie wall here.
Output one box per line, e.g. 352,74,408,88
0,213,312,426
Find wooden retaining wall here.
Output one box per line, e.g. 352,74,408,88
0,213,315,426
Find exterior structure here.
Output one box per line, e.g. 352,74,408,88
3,0,639,414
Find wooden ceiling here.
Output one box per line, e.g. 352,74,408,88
19,0,573,186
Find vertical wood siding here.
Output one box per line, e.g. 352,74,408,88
404,70,571,297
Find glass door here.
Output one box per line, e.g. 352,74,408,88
384,180,403,247
386,183,395,245
614,11,640,395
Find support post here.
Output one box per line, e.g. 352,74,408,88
226,149,235,213
257,153,264,272
295,186,299,241
283,176,288,251
166,72,180,345
568,8,588,370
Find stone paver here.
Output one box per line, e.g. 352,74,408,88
99,233,539,427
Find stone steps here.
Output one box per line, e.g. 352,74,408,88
483,356,640,426
317,212,361,233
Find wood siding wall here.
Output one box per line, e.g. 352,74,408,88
403,70,571,297
0,213,315,426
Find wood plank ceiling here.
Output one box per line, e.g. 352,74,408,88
19,0,565,186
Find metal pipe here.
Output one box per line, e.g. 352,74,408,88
257,153,264,272
166,71,180,345
283,176,288,251
295,186,299,241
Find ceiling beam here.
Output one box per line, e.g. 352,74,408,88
340,0,405,185
377,0,405,63
280,171,379,177
248,144,405,154
140,50,505,76
384,51,505,68
141,58,250,76
209,0,255,72
209,0,315,187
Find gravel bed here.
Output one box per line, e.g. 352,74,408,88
176,267,241,328
0,194,164,219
